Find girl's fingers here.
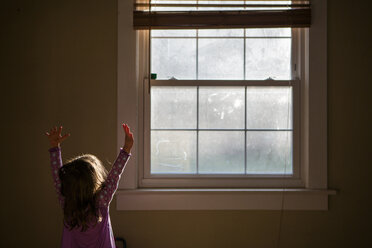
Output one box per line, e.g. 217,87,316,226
122,123,133,138
123,123,130,133
60,133,70,142
45,132,50,136
58,126,63,135
128,131,133,139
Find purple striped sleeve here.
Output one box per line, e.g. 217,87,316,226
98,148,131,207
49,146,64,207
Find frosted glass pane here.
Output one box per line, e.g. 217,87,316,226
198,29,244,37
199,131,245,174
151,131,197,174
245,28,291,37
199,87,245,129
199,39,244,79
246,131,292,174
245,38,291,79
151,87,197,129
246,87,292,129
151,30,196,37
151,39,196,79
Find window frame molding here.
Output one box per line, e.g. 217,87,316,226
116,0,334,210
141,28,301,187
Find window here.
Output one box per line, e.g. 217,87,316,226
145,27,300,188
116,0,333,210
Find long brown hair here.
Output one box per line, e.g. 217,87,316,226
59,154,107,231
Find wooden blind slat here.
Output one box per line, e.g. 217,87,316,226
133,0,311,29
133,9,311,29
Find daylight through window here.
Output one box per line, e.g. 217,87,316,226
150,28,296,177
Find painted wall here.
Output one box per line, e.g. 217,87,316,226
1,0,370,247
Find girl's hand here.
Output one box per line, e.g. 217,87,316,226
45,126,70,148
122,123,134,154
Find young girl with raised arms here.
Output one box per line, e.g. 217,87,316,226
45,124,134,248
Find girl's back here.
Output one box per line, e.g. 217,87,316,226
61,206,112,248
46,124,134,248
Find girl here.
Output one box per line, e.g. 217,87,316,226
45,124,134,248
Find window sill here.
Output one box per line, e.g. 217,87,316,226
116,188,336,211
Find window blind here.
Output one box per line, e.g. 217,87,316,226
133,0,311,29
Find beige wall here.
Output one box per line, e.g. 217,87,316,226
1,0,371,247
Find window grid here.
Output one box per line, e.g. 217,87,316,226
150,86,293,175
150,29,293,176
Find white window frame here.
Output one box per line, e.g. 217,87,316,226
140,28,300,188
116,0,335,210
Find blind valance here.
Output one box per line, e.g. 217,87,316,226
133,0,311,29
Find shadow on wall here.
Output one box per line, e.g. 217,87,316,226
115,237,127,248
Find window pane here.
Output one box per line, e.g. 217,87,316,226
246,131,292,174
151,38,196,79
245,38,291,80
198,38,244,79
245,28,291,37
151,131,197,174
198,29,244,37
199,131,245,174
151,87,197,129
246,87,292,129
199,87,245,129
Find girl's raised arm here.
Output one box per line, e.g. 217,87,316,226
45,126,70,207
98,123,134,207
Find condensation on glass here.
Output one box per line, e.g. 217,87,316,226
151,27,291,80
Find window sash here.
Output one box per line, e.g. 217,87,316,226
150,28,296,80
142,80,301,188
